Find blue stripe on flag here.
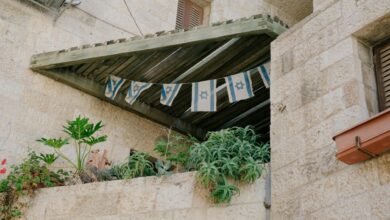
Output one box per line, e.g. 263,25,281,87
111,78,124,99
227,76,237,102
210,80,215,112
166,84,180,106
161,86,167,101
193,83,198,112
260,65,270,85
243,72,254,97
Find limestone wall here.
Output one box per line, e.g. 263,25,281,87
23,172,268,220
270,0,390,219
0,0,178,167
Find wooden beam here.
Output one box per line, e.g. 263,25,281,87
30,16,285,70
218,99,270,129
172,38,240,82
34,69,207,139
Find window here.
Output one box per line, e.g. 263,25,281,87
373,39,390,111
176,0,204,30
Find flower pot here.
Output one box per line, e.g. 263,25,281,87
333,109,390,164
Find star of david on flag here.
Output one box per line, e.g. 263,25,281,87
125,81,153,105
160,84,182,106
191,80,217,112
257,61,270,88
225,72,254,103
105,75,126,100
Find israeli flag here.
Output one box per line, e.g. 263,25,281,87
257,62,270,88
105,75,126,100
225,72,254,103
191,80,217,112
160,84,182,106
125,81,153,105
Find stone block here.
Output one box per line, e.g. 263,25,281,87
128,211,173,220
310,193,372,220
206,203,265,220
173,208,207,220
282,49,294,74
301,1,341,39
369,184,390,220
155,172,196,211
336,159,380,200
300,175,338,215
319,37,354,71
271,189,301,219
376,153,390,185
330,105,369,134
271,132,305,170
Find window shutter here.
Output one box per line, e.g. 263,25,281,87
176,0,203,30
374,39,390,111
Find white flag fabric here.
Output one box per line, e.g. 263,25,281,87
191,80,217,112
105,75,126,100
257,62,270,88
125,81,153,105
225,72,254,103
160,84,182,106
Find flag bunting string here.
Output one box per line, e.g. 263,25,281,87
105,61,270,112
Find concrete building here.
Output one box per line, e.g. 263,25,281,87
0,0,389,219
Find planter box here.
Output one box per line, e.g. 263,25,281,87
333,109,390,164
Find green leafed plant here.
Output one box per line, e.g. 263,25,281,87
37,153,58,166
0,151,69,219
154,129,198,169
37,116,107,176
188,126,269,204
110,152,155,179
211,177,239,204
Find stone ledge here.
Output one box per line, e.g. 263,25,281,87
23,171,267,220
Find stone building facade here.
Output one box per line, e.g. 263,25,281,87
270,0,390,219
0,0,389,219
0,0,296,164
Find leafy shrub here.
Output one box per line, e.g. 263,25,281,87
111,152,155,179
188,126,269,203
37,116,107,179
154,129,198,168
0,152,69,219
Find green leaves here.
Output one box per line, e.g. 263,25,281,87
37,116,107,174
0,151,69,219
197,162,219,187
37,137,68,149
63,116,104,141
239,157,264,183
37,153,58,165
187,126,269,204
111,152,156,180
211,178,239,204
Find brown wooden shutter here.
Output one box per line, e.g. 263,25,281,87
176,0,204,30
374,39,390,111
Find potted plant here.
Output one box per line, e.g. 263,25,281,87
333,109,390,164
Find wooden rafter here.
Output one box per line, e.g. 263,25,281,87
30,14,286,70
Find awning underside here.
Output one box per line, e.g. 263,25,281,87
30,14,286,140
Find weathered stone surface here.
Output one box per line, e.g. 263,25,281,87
24,172,267,219
206,203,265,220
271,1,388,219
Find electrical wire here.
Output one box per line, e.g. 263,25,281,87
123,0,144,36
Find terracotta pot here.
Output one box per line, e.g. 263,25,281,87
333,109,390,164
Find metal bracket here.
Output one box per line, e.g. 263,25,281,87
355,136,377,158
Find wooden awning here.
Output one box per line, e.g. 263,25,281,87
30,14,286,139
